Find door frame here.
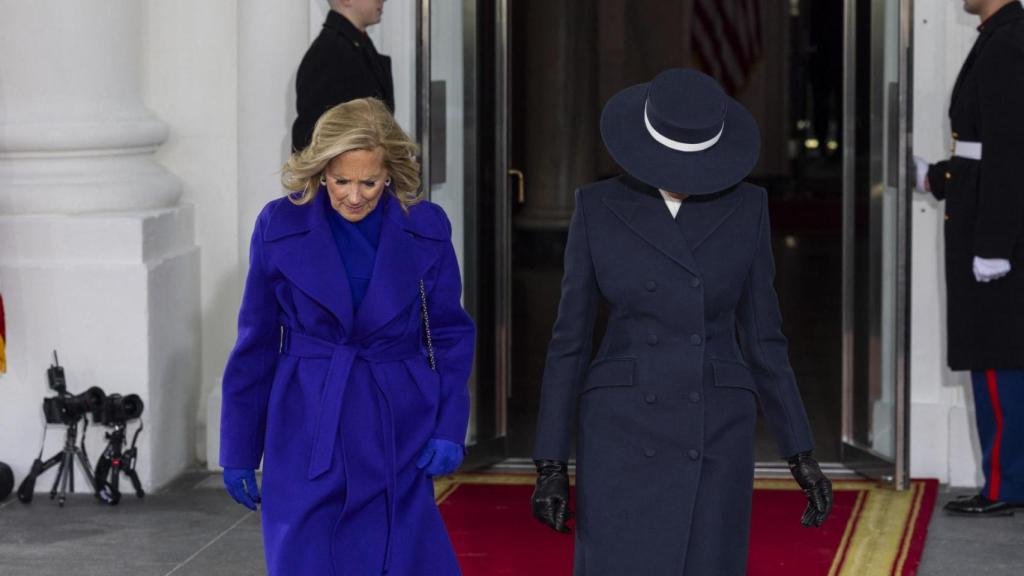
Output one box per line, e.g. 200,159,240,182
840,0,913,490
418,0,511,466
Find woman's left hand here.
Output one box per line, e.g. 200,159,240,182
416,438,465,477
788,451,833,527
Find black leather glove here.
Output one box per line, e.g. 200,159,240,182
531,459,572,533
788,451,833,528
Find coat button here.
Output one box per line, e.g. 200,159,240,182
945,213,951,222
690,277,701,288
952,131,959,140
645,448,656,458
690,334,703,346
689,391,701,403
645,393,657,404
647,334,659,346
945,171,952,181
645,280,657,291
688,449,701,461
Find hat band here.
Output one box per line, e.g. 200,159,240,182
644,103,724,153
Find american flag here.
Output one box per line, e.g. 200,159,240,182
691,0,765,95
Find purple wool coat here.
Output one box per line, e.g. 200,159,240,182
220,190,475,576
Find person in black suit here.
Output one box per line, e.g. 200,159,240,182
916,0,1024,518
530,69,833,576
292,0,394,151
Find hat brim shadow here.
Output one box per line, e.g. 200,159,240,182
600,83,761,195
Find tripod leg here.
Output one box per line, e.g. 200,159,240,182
50,453,67,500
58,451,72,507
125,466,145,498
108,460,122,505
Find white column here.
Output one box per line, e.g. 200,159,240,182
0,0,180,213
0,1,200,492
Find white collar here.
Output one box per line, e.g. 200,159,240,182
659,189,682,218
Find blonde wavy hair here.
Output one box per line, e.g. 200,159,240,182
281,98,422,210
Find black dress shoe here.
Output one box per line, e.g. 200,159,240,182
944,494,1016,517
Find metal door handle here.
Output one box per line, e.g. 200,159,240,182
508,169,525,204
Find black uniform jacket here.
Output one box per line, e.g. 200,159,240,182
291,11,395,151
927,1,1024,370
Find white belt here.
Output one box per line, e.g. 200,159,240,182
953,140,982,160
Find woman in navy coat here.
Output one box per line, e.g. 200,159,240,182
531,69,834,575
220,98,474,575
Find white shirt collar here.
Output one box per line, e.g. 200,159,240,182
659,189,682,218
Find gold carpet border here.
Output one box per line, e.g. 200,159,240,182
897,479,929,573
827,490,868,576
433,474,932,576
836,480,927,575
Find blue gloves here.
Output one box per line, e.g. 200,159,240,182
223,467,261,511
416,438,464,477
224,441,458,510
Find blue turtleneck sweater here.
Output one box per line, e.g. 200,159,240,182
326,192,385,310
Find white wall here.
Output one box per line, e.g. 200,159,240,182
910,0,987,488
141,0,240,464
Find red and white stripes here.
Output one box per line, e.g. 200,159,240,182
985,369,1005,501
691,0,765,95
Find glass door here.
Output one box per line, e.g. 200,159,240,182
841,0,912,489
418,0,510,467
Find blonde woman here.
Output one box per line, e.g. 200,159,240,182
220,98,474,575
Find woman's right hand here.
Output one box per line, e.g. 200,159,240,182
531,460,572,533
223,467,261,511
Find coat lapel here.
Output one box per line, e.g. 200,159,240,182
677,187,745,251
353,196,444,340
602,178,700,276
266,192,355,335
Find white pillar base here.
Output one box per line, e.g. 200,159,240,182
206,385,223,471
0,206,200,492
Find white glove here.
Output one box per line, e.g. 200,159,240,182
913,156,930,193
973,256,1012,283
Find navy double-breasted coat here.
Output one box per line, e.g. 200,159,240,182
221,191,474,576
534,176,815,576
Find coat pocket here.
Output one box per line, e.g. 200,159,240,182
711,357,759,400
579,357,637,396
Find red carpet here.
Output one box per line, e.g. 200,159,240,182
436,474,938,576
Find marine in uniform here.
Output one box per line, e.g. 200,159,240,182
918,0,1024,516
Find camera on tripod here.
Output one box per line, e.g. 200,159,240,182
42,387,106,425
92,393,145,426
18,351,146,507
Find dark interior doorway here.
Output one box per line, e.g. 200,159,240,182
499,0,845,463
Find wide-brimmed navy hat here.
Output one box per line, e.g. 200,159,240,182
601,68,760,195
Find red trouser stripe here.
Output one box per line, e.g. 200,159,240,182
986,370,1005,501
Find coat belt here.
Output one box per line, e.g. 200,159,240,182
281,327,422,573
953,140,982,160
